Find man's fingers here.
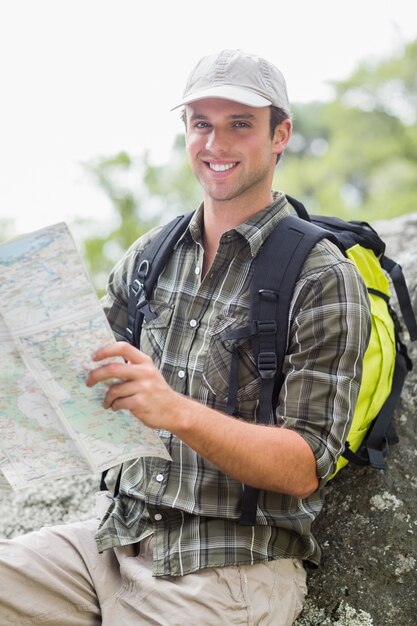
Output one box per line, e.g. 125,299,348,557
92,341,148,364
103,381,139,409
86,361,136,387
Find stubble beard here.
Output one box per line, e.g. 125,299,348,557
200,161,272,205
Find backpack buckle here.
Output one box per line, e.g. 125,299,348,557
137,259,150,280
256,320,277,335
256,320,278,379
258,351,277,379
130,260,151,300
131,278,142,297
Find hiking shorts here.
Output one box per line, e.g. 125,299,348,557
0,518,307,625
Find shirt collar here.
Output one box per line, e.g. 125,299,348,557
234,191,294,257
179,191,295,257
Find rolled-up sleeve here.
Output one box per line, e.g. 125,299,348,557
278,245,371,487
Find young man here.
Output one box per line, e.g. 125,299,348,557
0,50,370,625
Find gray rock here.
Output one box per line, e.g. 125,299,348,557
294,212,417,626
1,213,416,625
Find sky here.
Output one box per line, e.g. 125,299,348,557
1,0,417,236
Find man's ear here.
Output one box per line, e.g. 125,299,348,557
272,118,292,156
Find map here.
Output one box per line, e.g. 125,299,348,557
0,222,171,490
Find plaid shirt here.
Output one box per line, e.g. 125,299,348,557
95,192,370,575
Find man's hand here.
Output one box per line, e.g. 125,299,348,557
86,342,184,431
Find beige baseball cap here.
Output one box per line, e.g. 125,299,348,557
171,49,290,113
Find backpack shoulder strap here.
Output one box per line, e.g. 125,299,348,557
285,194,311,221
239,213,337,525
311,215,386,257
125,212,194,346
102,211,193,496
251,214,337,409
380,255,417,341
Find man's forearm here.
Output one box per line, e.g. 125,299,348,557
167,394,319,498
87,342,319,499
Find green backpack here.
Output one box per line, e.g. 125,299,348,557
307,213,415,477
121,196,417,524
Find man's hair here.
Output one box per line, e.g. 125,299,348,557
269,105,290,164
269,105,289,137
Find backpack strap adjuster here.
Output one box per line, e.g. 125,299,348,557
256,320,277,334
137,259,150,280
257,351,277,379
256,296,278,379
130,278,142,297
130,259,150,298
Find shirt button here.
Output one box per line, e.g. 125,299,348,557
156,473,164,482
189,319,197,327
154,513,162,521
195,266,200,275
178,370,185,379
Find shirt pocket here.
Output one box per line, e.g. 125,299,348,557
140,302,174,367
202,316,261,411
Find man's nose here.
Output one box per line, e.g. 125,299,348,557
205,128,229,153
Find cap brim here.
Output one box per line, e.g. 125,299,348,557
170,85,272,111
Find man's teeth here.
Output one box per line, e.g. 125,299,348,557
209,162,237,172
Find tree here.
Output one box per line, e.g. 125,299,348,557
78,151,162,294
142,135,201,219
80,141,201,293
277,38,417,221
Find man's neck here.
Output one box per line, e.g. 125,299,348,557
202,190,274,236
200,191,274,278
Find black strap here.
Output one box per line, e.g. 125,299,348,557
381,256,417,341
285,194,311,221
100,466,122,495
310,215,385,257
239,215,337,525
250,216,337,422
342,345,409,468
102,212,193,497
125,212,193,346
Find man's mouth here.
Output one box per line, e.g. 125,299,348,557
207,162,238,172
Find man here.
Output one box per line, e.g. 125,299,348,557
0,49,370,625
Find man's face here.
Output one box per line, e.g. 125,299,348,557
184,98,289,207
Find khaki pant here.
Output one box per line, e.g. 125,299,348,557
0,518,307,625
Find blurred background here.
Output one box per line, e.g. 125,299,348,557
1,0,416,292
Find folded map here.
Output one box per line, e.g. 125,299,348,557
0,222,171,490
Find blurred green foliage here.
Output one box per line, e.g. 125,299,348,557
76,151,158,293
78,141,201,294
276,39,417,221
80,39,417,290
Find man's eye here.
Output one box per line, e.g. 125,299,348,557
233,121,250,128
195,122,210,129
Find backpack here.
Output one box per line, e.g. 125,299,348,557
123,196,417,525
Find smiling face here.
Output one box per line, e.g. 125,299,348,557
184,98,291,214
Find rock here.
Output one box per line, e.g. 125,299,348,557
294,212,417,626
0,474,99,538
1,213,416,625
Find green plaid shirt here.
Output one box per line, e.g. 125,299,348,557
95,192,370,575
